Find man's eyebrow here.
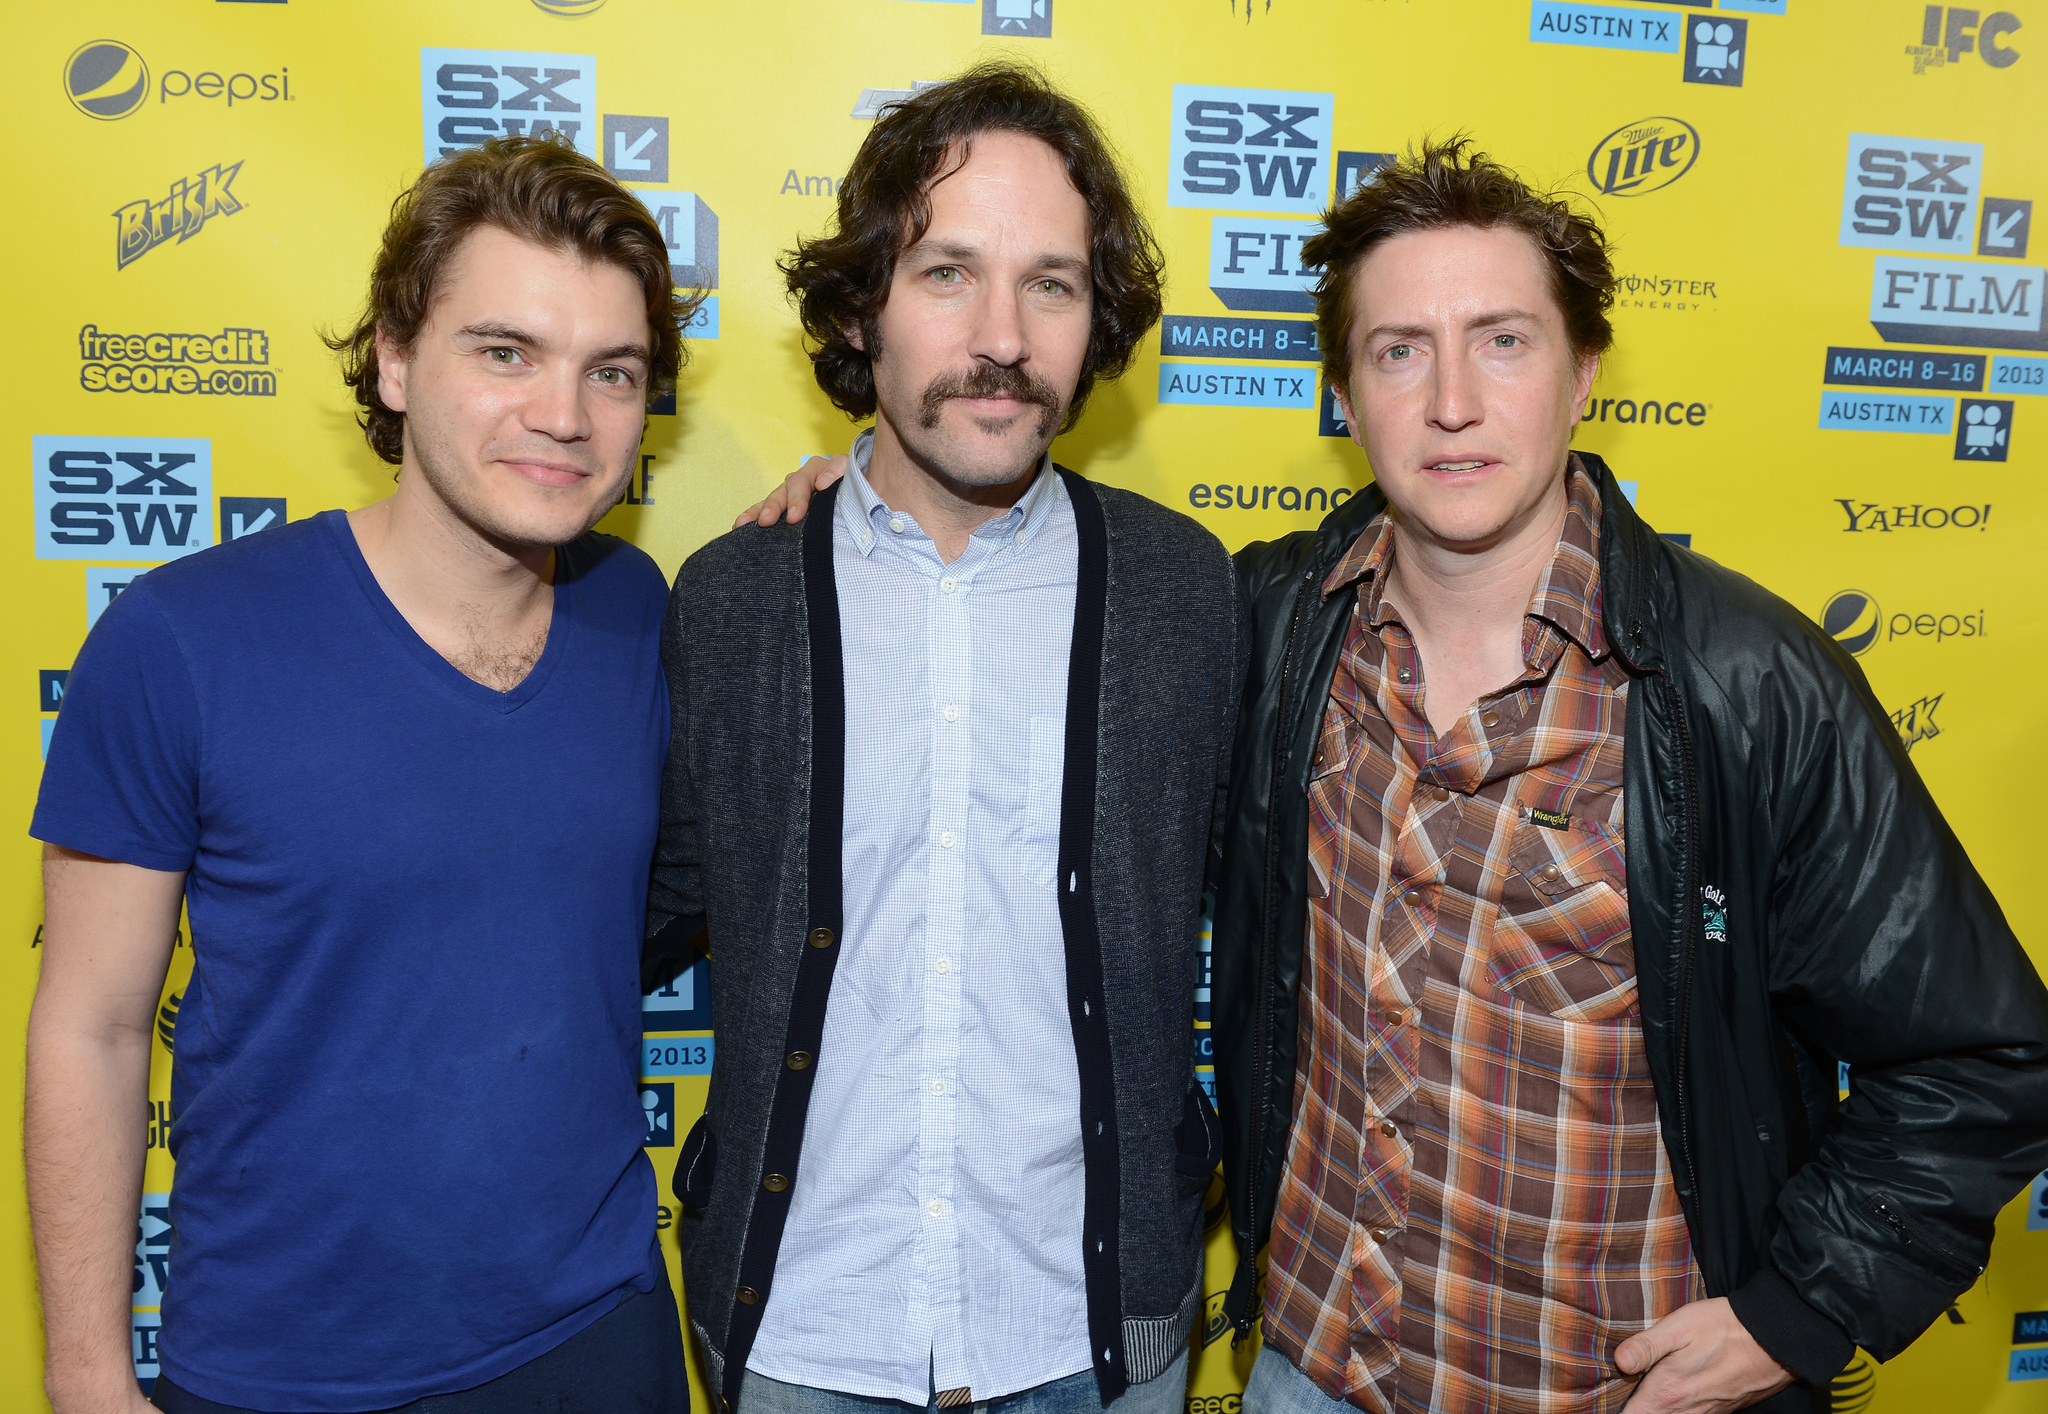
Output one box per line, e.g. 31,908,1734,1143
455,321,547,348
902,240,1092,279
1360,310,1544,343
589,341,651,366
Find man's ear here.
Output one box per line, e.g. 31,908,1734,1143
1571,351,1600,414
844,322,865,354
374,326,410,414
1332,377,1365,451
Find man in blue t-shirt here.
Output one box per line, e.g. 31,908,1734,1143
27,135,696,1414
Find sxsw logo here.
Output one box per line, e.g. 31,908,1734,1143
33,436,213,563
636,190,718,290
220,496,284,541
1868,256,2045,351
1169,85,1335,216
421,49,595,167
603,114,667,183
1840,135,1984,255
640,1083,675,1148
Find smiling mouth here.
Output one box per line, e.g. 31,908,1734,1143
1427,460,1491,472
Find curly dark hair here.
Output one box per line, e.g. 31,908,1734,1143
781,62,1164,433
1301,137,1615,391
325,132,700,465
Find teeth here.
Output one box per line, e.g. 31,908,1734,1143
1432,461,1485,471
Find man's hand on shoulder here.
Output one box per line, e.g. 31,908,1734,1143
732,455,849,528
1617,1297,1796,1413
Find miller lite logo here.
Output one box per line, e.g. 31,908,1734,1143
1586,117,1700,198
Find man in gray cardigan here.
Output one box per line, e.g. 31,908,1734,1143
645,65,1245,1414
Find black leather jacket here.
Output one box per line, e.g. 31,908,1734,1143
1211,452,2048,1406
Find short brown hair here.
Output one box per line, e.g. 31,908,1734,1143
326,133,698,465
1301,137,1615,391
781,62,1164,433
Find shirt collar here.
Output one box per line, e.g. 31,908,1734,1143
837,427,1060,557
1319,453,1608,658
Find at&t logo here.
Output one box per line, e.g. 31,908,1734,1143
65,40,149,120
1586,118,1699,198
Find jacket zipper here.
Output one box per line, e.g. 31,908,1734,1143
1235,561,1323,1342
1658,667,1702,1207
1867,1194,1983,1283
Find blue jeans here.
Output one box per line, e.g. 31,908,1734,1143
739,1352,1189,1414
1242,1346,1345,1414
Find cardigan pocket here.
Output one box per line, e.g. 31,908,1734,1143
674,1114,716,1216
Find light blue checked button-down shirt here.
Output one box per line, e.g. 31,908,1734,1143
746,430,1090,1403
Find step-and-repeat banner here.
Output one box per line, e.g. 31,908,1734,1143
5,1,2043,1409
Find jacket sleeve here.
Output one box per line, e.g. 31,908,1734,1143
1750,629,2048,1361
643,575,710,993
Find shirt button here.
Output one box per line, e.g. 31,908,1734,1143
943,705,959,722
930,1080,946,1097
1481,711,1502,729
1428,785,1449,802
940,830,957,849
1370,1227,1393,1244
785,1050,813,1071
1402,889,1422,907
890,517,906,534
1379,1120,1398,1138
1397,668,1413,684
939,577,957,594
762,1174,789,1193
928,1200,944,1217
1541,863,1562,882
1385,1008,1407,1026
935,958,951,974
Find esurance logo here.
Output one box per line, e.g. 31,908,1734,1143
1586,117,1699,198
79,325,273,397
115,163,244,270
32,436,213,563
421,49,595,167
1169,85,1335,215
65,40,149,120
1840,135,1982,255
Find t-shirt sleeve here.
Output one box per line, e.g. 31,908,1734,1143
32,583,202,873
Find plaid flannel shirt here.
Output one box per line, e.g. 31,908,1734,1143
1261,460,1702,1413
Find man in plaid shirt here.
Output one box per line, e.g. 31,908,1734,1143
1211,140,2048,1414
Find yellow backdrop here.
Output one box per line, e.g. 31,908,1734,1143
7,1,2043,1410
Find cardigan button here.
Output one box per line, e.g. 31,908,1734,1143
786,1051,813,1071
763,1174,789,1193
808,928,836,949
736,1285,760,1305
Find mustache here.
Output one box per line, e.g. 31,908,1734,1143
917,363,1063,432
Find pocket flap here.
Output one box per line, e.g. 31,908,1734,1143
1174,1080,1223,1178
673,1114,716,1215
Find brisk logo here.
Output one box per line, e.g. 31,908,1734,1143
1840,134,1983,256
34,437,213,563
1169,84,1335,216
421,48,595,167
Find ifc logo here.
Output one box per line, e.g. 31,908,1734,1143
1822,590,1882,657
65,40,149,121
532,0,605,12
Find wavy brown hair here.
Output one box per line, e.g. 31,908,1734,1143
1302,137,1615,391
326,133,699,465
782,62,1164,433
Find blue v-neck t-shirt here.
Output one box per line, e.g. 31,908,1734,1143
33,509,670,1411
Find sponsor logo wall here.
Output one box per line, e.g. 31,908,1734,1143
5,4,2040,1413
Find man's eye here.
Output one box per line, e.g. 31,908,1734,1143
595,367,625,385
1033,279,1067,295
486,347,522,364
1385,345,1412,361
931,267,961,284
1492,334,1520,348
